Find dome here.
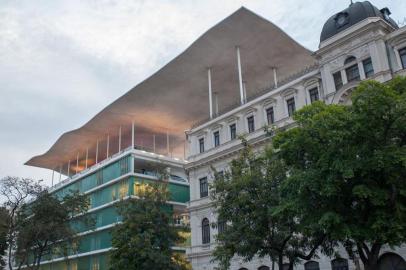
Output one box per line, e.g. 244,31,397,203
320,1,398,43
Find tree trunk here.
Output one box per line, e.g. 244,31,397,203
278,254,284,270
357,242,381,270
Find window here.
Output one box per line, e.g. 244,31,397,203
346,64,360,82
304,261,320,270
258,266,270,270
399,47,406,69
247,116,255,133
333,71,343,90
266,107,275,124
199,137,205,153
229,123,237,140
309,87,319,103
202,218,210,244
362,58,374,78
286,97,296,117
199,177,208,198
282,264,290,270
213,131,220,147
217,220,226,234
344,56,356,65
331,258,349,270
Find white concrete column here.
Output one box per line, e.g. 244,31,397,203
236,46,245,105
67,160,71,177
358,61,366,80
51,170,54,186
273,67,278,88
208,68,213,119
59,165,62,182
341,69,348,85
95,140,99,164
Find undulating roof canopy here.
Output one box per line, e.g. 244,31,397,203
26,7,316,174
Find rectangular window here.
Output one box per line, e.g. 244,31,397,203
199,177,208,198
333,71,343,90
218,220,226,234
213,131,220,147
247,116,255,133
266,107,274,124
345,64,360,82
199,138,204,153
363,58,374,78
229,123,236,140
400,47,406,69
309,87,319,103
286,98,296,117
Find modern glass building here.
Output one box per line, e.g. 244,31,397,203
27,146,189,270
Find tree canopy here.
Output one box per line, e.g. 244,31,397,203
274,77,406,270
211,141,329,270
110,181,190,270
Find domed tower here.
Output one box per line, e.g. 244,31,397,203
315,1,399,104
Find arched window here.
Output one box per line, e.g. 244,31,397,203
304,260,320,270
258,266,270,270
344,56,356,65
378,252,406,270
202,218,210,244
331,258,349,270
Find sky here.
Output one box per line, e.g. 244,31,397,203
1,0,405,187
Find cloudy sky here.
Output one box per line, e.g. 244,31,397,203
1,0,405,187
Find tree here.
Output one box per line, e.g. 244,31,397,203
14,190,91,270
273,77,406,270
0,207,9,270
110,181,190,270
211,140,328,270
0,177,42,270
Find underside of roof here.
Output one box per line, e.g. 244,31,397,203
26,7,316,174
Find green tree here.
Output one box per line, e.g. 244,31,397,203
15,190,91,270
0,177,42,270
273,77,406,270
0,207,9,270
211,141,328,270
110,181,190,270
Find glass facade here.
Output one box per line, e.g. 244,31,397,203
34,153,189,270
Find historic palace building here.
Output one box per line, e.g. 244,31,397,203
25,1,406,269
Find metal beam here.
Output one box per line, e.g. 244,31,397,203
236,46,244,105
208,68,213,119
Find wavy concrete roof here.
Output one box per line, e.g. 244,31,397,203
26,7,316,173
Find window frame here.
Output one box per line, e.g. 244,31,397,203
286,97,296,117
199,177,208,198
229,123,237,140
345,63,360,82
265,106,275,125
362,57,374,78
198,137,205,153
213,130,220,147
308,87,319,103
333,71,343,90
202,218,210,244
247,115,255,133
